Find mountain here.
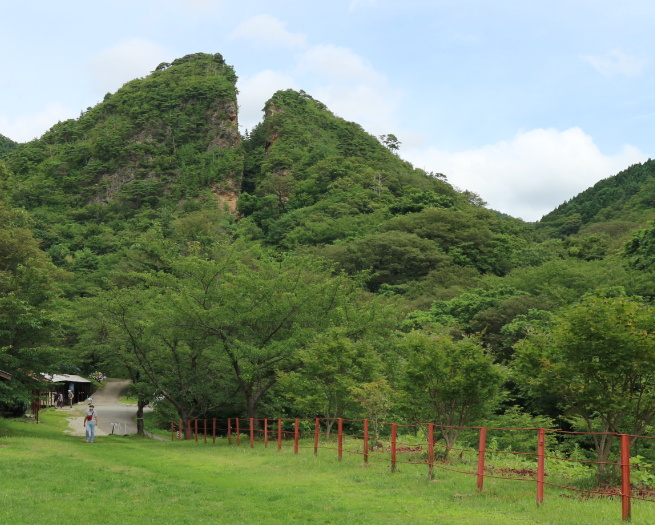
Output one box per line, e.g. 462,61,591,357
4,52,242,215
539,159,655,236
0,133,17,158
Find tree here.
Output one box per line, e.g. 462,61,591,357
0,191,67,406
81,284,237,435
399,330,505,460
624,220,655,272
168,242,390,419
280,328,380,439
350,379,395,440
513,294,655,475
379,134,401,154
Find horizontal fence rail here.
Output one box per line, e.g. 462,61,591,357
170,417,655,522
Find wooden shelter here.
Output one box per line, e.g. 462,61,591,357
42,374,93,405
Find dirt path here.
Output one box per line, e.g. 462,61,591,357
61,379,164,439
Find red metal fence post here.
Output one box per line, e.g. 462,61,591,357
178,420,182,441
314,418,319,456
278,418,282,451
537,428,545,505
236,418,240,446
171,420,174,442
187,419,191,440
428,423,434,479
294,419,299,454
363,419,369,464
265,419,268,448
212,418,216,444
228,418,232,445
477,427,487,491
204,419,207,444
391,423,397,473
250,418,254,448
621,434,632,521
195,419,198,442
338,418,343,461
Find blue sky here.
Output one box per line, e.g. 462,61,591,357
1,0,653,220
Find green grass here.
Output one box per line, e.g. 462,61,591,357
119,395,139,404
1,410,652,524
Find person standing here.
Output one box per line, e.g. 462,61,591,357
84,404,98,443
67,389,73,408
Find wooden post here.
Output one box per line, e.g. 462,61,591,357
212,418,216,444
178,420,182,441
236,418,240,446
250,418,254,448
338,418,343,461
264,419,268,448
314,418,319,456
171,420,174,442
428,423,434,479
278,418,282,451
363,419,369,463
294,419,299,454
537,428,545,505
391,424,397,472
187,419,191,440
228,418,232,445
477,428,486,491
195,419,198,442
621,434,632,521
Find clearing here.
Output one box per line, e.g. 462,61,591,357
0,410,653,524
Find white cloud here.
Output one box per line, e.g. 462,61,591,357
229,15,306,48
86,38,172,95
403,127,647,222
0,103,77,143
583,50,646,77
238,70,298,131
296,45,401,134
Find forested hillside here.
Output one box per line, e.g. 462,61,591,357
0,133,17,157
540,159,655,235
3,52,655,459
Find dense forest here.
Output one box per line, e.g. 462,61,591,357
3,52,655,467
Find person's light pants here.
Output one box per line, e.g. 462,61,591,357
86,423,95,442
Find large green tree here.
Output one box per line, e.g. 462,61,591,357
0,168,67,405
399,330,505,459
513,294,655,474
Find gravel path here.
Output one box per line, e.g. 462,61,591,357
58,378,164,440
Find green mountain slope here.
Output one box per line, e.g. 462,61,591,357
0,52,243,296
539,159,655,235
238,89,541,301
4,52,242,214
0,133,17,158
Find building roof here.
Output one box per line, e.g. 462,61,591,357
0,370,11,381
42,373,91,384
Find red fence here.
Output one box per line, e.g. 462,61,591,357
170,417,655,521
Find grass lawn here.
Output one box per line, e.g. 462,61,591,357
118,395,139,404
1,410,653,524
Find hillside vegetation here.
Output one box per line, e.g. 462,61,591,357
3,53,655,482
0,133,17,157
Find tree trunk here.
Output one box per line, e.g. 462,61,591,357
136,398,147,435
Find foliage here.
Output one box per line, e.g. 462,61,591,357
350,379,395,439
280,329,383,439
0,191,68,404
0,133,17,158
514,294,655,473
399,330,506,458
624,220,655,272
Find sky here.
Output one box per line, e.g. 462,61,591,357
1,0,654,221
